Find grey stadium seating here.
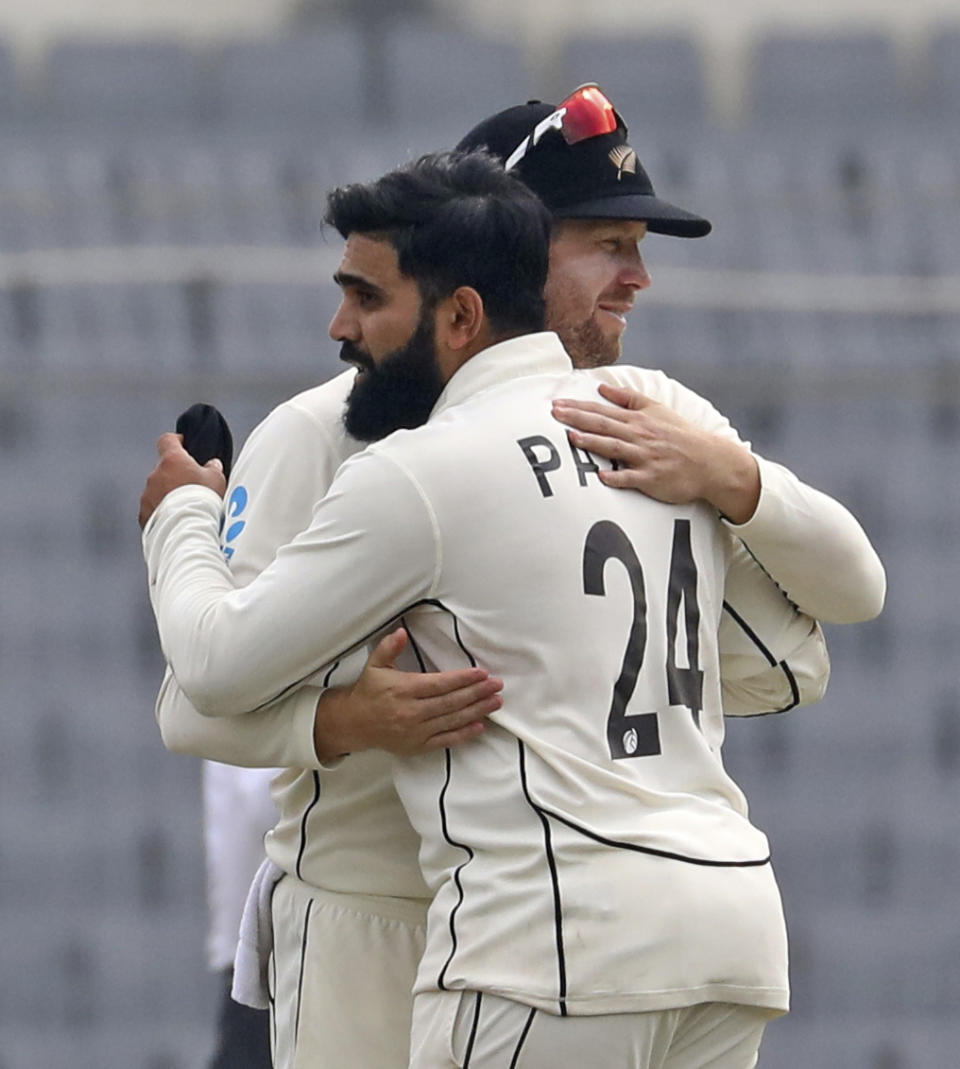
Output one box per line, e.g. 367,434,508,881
0,20,958,1069
747,30,906,128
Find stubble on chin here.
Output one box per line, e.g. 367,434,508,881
550,313,622,369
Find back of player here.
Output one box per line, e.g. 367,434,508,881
380,349,788,1020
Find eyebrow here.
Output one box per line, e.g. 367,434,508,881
332,270,385,297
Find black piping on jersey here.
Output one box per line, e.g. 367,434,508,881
510,1006,538,1067
401,615,428,672
540,803,771,867
269,952,277,1054
294,897,314,1047
460,991,536,1068
518,740,568,1015
462,991,483,1065
722,600,801,714
522,738,771,866
402,606,483,995
296,773,322,881
450,613,478,667
293,660,341,878
437,747,477,993
248,597,476,713
737,536,785,594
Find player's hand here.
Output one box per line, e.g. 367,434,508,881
312,628,503,760
138,432,228,529
552,383,760,523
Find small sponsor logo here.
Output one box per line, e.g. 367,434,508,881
221,485,248,561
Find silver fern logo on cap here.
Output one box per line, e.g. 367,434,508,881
608,144,638,180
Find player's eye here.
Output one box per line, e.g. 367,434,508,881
354,289,380,308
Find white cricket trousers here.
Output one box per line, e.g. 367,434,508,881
269,874,428,1069
410,990,779,1069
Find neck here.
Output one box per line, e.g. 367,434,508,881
436,324,519,382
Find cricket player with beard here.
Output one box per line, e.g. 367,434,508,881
148,91,884,1069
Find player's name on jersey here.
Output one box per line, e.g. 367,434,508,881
518,432,615,499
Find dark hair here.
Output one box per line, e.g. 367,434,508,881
325,150,549,336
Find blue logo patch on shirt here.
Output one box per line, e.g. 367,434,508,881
221,485,249,561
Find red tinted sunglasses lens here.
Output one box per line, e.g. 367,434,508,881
558,85,619,145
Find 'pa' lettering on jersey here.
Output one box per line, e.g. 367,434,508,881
517,431,613,498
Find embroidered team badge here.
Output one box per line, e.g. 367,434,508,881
608,144,638,180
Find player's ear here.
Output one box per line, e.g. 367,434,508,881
438,287,485,351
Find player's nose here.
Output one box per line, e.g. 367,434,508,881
329,300,359,343
620,251,652,292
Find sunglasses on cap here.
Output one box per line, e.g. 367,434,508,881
504,84,622,172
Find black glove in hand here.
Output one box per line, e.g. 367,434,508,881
175,403,234,482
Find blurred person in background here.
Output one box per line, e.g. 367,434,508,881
150,88,883,1068
203,763,277,1069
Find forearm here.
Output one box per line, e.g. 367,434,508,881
720,618,828,717
143,457,438,717
719,533,830,715
146,486,286,714
311,687,358,762
726,456,886,623
157,668,324,768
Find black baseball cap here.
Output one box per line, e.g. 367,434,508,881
457,90,711,239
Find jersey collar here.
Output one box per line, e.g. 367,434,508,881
431,331,572,419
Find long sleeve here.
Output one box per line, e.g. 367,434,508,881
154,375,361,765
144,450,440,718
718,533,829,717
157,667,325,767
726,456,886,624
150,362,861,750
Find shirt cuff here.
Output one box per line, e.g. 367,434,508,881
286,687,332,770
719,454,778,537
143,482,223,539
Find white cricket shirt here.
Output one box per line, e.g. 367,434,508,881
157,369,431,901
147,333,881,1013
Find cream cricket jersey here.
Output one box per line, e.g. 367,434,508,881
146,333,882,1013
156,369,431,901
153,365,848,907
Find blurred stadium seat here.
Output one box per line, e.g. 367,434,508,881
0,17,958,1069
924,26,960,120
39,37,202,132
746,30,905,127
206,28,368,135
0,36,24,126
112,141,227,246
209,280,343,379
380,19,534,147
32,283,195,371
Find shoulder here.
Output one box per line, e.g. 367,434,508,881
232,371,359,477
221,371,362,566
587,364,737,435
588,364,696,405
252,371,356,449
284,370,357,423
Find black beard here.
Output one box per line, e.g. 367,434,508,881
341,313,446,442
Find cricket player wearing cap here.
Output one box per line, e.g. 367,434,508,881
149,90,884,1068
